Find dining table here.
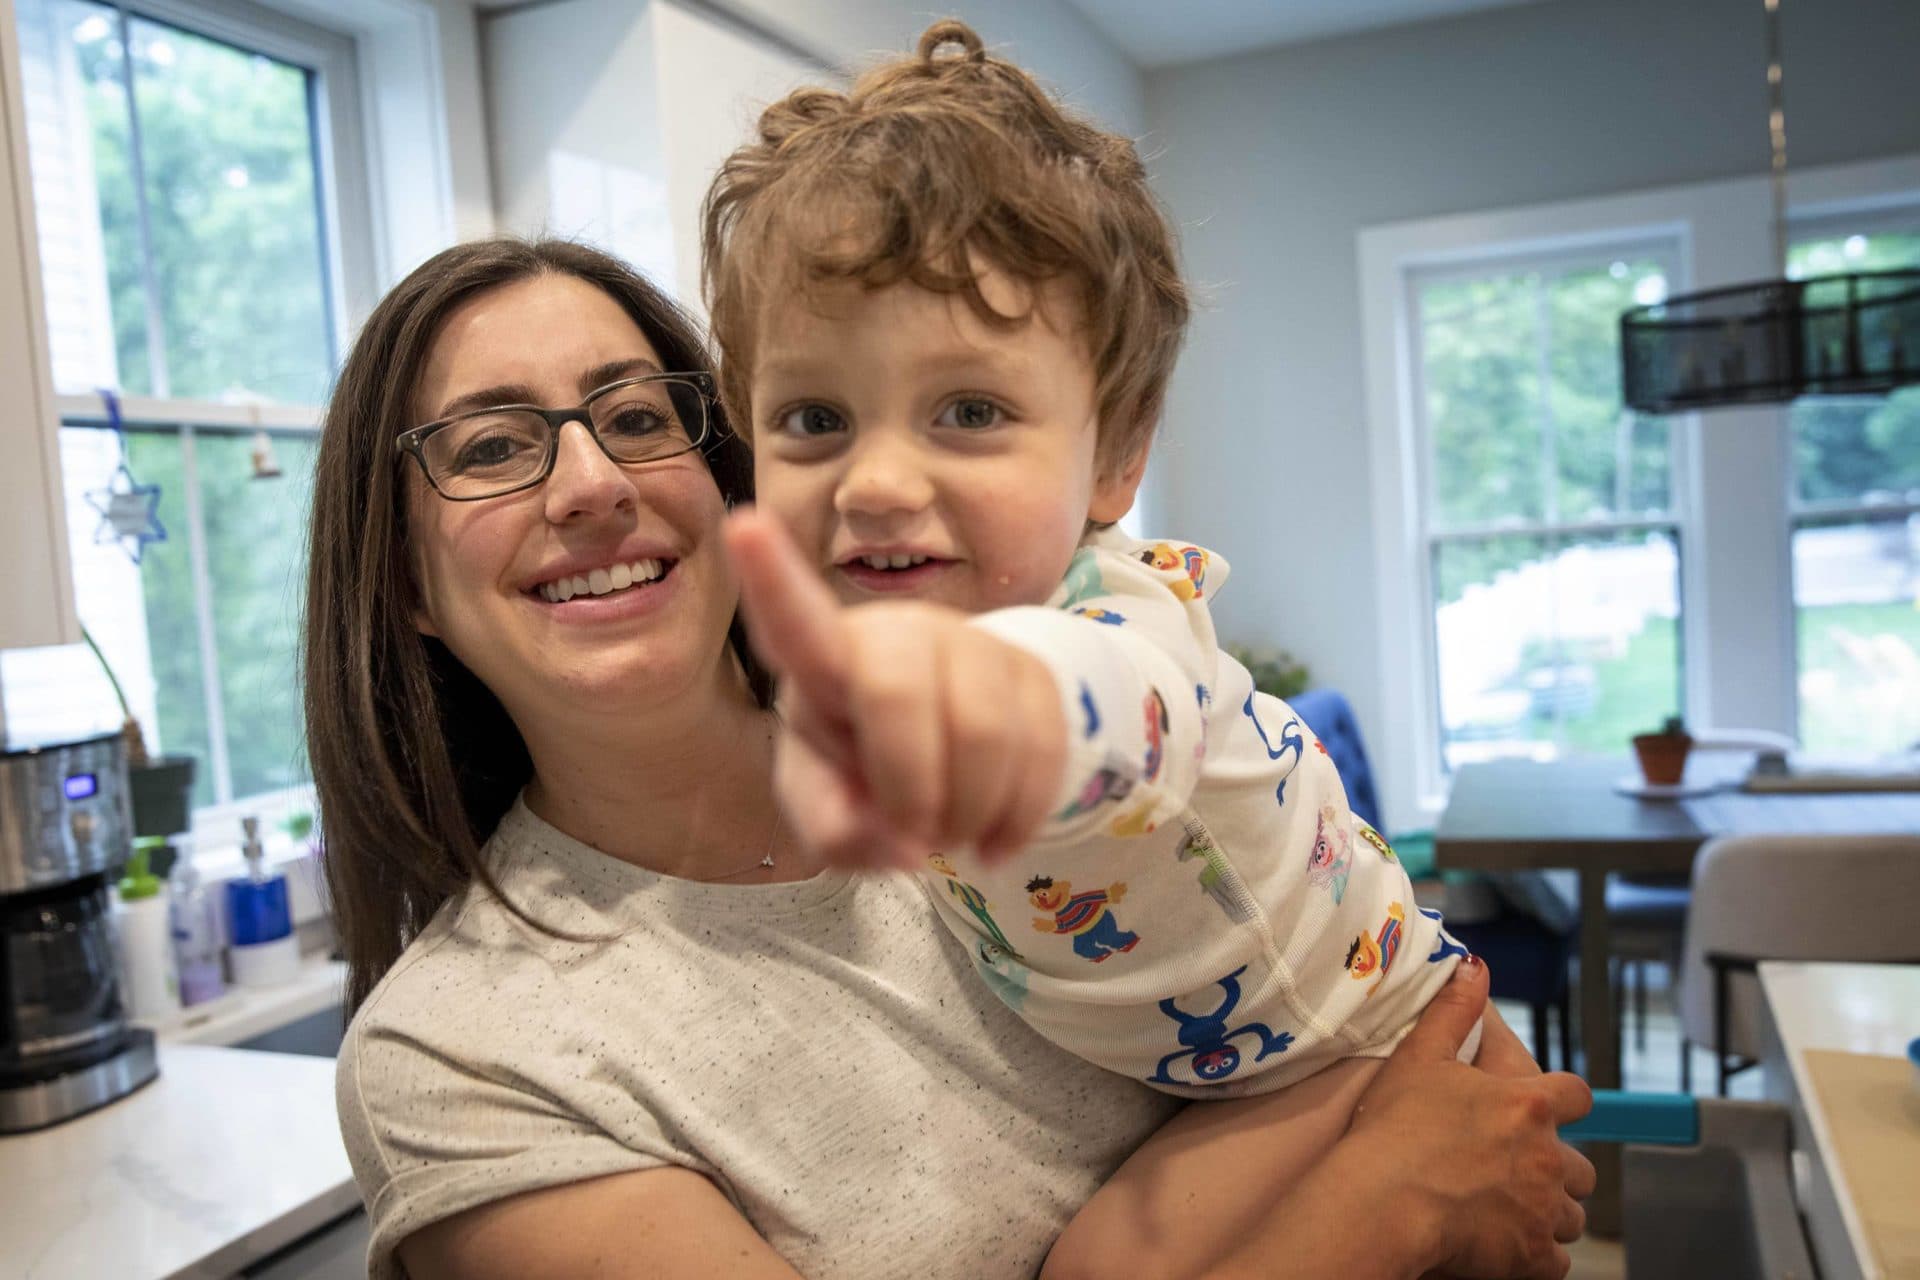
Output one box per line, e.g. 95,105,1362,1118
1433,754,1920,1236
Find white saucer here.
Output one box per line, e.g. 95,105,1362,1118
1613,776,1722,800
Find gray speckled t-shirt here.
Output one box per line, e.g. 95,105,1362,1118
336,798,1180,1279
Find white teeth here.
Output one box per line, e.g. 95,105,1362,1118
538,557,669,602
859,553,930,571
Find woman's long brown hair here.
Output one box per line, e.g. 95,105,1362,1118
305,238,769,1015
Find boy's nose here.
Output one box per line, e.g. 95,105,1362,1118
833,436,935,518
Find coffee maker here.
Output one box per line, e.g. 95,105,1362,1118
0,728,157,1132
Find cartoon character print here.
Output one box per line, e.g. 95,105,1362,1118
1345,901,1406,998
1176,820,1253,924
1142,688,1170,783
1053,765,1134,823
1242,693,1304,806
1073,606,1126,626
1194,684,1212,768
1138,543,1209,601
1059,549,1106,608
1357,823,1399,864
1107,797,1160,838
1147,966,1294,1086
1420,905,1470,964
1078,681,1100,739
974,941,1030,1011
1306,805,1351,904
928,852,1021,958
1029,876,1139,963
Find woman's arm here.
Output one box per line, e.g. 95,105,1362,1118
398,1165,804,1280
1046,959,1594,1280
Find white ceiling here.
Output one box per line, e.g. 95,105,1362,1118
1064,0,1554,68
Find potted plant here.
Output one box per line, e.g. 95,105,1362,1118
1631,715,1693,786
1227,646,1311,701
82,625,197,838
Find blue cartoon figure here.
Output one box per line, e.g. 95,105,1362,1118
1030,876,1139,963
1078,681,1100,739
1053,764,1134,823
1420,905,1470,963
1074,606,1126,626
1147,966,1294,1085
1345,901,1406,998
1306,805,1351,903
1243,694,1304,805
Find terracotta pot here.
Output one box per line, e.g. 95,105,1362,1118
1631,731,1692,786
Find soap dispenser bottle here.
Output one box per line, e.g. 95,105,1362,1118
226,816,300,987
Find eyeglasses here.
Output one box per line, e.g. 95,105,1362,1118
395,372,715,501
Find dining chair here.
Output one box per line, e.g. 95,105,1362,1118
1677,832,1920,1094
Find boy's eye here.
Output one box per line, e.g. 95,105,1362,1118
775,403,847,437
938,398,1002,430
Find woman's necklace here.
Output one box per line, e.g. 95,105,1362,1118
707,810,780,881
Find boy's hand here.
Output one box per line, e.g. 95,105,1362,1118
724,510,1069,870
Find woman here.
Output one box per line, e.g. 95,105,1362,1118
309,237,1593,1280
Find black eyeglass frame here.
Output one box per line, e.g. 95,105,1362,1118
394,370,718,501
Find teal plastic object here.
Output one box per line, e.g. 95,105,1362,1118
1558,1090,1699,1146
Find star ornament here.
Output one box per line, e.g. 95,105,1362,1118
85,461,167,564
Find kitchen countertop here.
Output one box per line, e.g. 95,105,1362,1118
1,1043,356,1280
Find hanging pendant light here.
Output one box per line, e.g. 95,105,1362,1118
1619,0,1920,413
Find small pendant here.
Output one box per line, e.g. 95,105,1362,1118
759,852,776,869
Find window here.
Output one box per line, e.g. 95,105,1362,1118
1411,247,1684,770
1,0,369,832
1786,222,1920,756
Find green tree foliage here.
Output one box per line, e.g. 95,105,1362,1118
75,5,332,403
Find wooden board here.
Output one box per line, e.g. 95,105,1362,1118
1802,1049,1920,1279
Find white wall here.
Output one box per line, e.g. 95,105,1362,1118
1142,0,1920,824
479,0,1147,305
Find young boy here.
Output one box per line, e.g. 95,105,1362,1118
708,22,1471,1105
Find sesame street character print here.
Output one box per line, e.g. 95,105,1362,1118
928,853,1021,957
1029,876,1139,963
1242,694,1304,805
1143,688,1170,783
1146,966,1294,1086
1357,823,1398,864
1307,806,1351,904
1345,901,1406,998
1053,764,1134,823
974,941,1030,1011
1176,821,1253,923
1107,796,1160,838
1078,681,1100,739
1138,543,1209,601
1073,606,1126,625
1059,548,1106,608
1420,905,1470,964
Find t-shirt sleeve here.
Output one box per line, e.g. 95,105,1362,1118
336,988,696,1279
971,538,1222,845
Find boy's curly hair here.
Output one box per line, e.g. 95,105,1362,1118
701,19,1189,471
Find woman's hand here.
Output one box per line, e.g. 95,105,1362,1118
1350,958,1596,1279
725,509,1068,869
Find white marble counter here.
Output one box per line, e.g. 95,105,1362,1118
1,1044,356,1280
1760,961,1920,1280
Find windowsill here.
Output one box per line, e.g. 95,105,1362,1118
139,953,345,1048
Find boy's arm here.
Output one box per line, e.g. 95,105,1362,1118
971,539,1231,845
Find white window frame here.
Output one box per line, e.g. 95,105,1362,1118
1359,152,1920,828
1406,239,1688,772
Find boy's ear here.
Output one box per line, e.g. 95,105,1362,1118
1088,444,1150,524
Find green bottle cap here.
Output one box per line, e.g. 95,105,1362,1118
119,843,164,901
